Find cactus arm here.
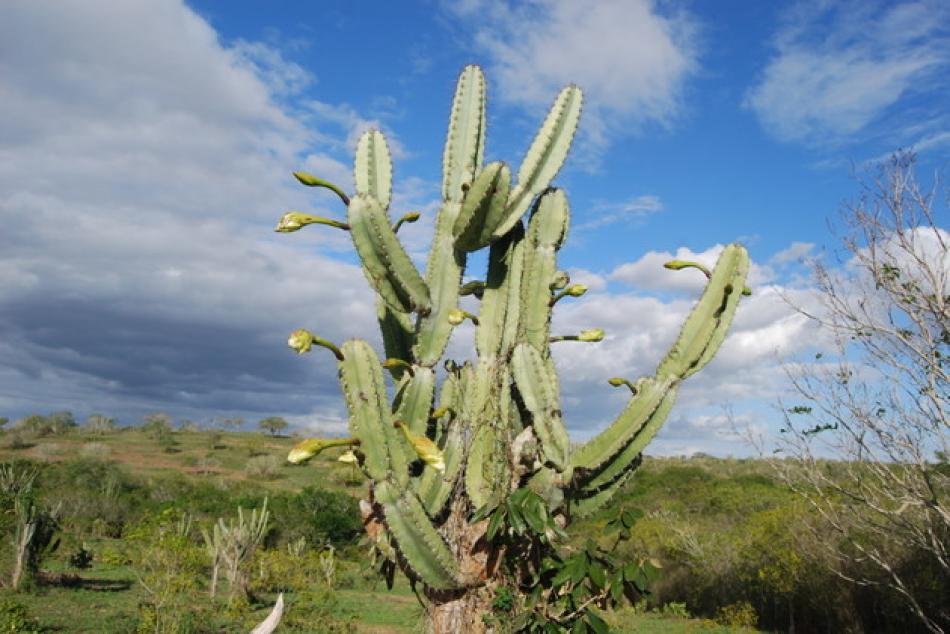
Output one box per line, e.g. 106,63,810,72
394,366,436,439
453,162,511,252
418,416,464,517
348,194,431,314
339,340,412,487
500,223,526,353
573,386,678,494
491,85,583,240
442,65,487,203
464,422,502,512
415,199,466,365
657,244,749,379
569,377,673,474
475,223,521,357
511,343,570,471
355,130,393,210
519,189,569,350
414,67,489,364
293,171,350,206
377,300,415,378
569,456,642,519
430,371,460,442
375,481,463,590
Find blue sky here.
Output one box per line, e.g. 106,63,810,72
0,0,947,455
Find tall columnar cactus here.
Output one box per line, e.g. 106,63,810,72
278,66,749,633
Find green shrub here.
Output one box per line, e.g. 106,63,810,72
0,595,40,633
268,487,361,547
716,601,758,628
245,455,281,479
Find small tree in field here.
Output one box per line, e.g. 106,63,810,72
776,153,948,633
258,416,288,437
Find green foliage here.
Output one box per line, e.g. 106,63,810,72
268,486,362,546
124,508,205,633
15,412,76,438
0,595,40,633
715,602,758,629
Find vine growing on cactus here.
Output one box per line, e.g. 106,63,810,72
277,65,750,633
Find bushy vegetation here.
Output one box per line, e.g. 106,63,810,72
0,424,942,632
577,456,948,633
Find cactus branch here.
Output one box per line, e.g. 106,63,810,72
607,377,638,394
287,329,344,360
393,211,421,233
551,284,588,305
550,328,604,343
275,211,349,233
293,171,351,206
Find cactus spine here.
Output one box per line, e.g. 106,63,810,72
278,65,750,632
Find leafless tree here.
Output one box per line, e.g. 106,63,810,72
773,152,948,632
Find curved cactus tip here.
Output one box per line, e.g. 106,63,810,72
287,437,360,464
552,283,588,304
292,171,351,206
275,211,349,233
430,406,453,420
607,377,638,394
665,256,753,296
393,211,421,233
393,420,446,472
447,308,479,326
287,329,344,360
382,358,415,375
664,259,711,276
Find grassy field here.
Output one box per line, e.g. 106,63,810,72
0,428,773,631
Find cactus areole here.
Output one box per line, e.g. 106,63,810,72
278,66,750,633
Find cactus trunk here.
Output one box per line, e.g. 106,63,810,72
277,65,750,632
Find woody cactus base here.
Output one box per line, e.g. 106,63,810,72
277,66,749,633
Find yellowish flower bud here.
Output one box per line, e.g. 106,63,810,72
275,212,316,233
395,421,445,472
288,328,315,354
578,328,605,342
337,450,358,464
